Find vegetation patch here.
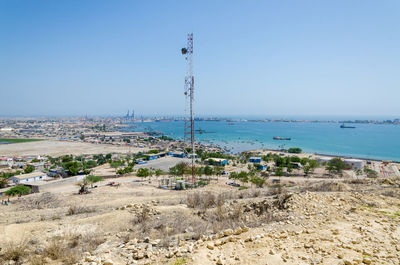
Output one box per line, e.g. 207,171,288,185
5,185,31,196
0,138,44,143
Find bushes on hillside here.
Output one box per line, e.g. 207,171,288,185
5,186,31,196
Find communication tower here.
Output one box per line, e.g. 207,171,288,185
181,33,196,185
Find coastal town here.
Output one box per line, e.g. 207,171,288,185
0,117,400,265
2,1,400,264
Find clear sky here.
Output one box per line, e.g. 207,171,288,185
1,0,399,117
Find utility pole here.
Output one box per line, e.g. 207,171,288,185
181,33,196,185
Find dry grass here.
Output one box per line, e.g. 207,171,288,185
0,240,27,263
16,192,62,211
302,181,351,192
28,255,47,265
45,238,64,260
66,205,96,216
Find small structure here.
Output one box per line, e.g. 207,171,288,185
249,156,262,163
172,151,185,158
256,164,268,170
317,157,333,164
0,157,13,167
344,159,363,170
10,171,49,184
147,154,159,161
291,162,303,169
208,158,229,166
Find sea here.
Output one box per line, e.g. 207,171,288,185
124,119,400,162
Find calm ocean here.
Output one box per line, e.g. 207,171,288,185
127,120,400,161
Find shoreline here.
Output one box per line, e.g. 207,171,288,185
218,144,400,163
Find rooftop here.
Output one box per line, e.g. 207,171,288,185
11,171,47,180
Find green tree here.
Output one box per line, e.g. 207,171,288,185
326,158,346,176
137,168,151,178
237,171,249,185
110,160,123,168
169,162,190,176
250,176,266,188
303,165,311,176
63,161,82,176
288,147,302,154
204,165,214,176
24,165,35,174
85,160,97,169
275,167,285,177
308,159,319,170
155,169,165,176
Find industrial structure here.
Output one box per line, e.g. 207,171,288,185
181,33,196,185
125,109,135,122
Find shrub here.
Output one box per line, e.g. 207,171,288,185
24,165,35,174
170,257,187,265
67,205,95,216
5,185,31,196
45,239,64,260
110,160,123,168
326,158,346,175
137,168,151,177
86,175,103,183
288,147,302,154
1,241,27,262
364,168,378,178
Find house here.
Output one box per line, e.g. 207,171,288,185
344,159,363,170
10,171,49,184
208,158,229,166
0,157,13,167
249,157,262,163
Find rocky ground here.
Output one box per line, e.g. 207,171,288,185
0,176,399,265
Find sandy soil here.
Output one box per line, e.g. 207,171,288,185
0,140,146,157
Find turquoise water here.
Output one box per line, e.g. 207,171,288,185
128,121,400,161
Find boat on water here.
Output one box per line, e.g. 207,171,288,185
273,136,291,140
227,122,235,125
195,128,215,134
340,123,356,129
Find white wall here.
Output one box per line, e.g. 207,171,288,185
11,174,49,184
344,160,363,170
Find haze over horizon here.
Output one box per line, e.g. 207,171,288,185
1,0,400,117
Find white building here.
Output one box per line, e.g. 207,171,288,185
317,157,333,164
344,159,364,170
10,171,49,184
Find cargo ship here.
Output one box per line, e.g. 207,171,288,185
340,123,356,129
273,136,291,140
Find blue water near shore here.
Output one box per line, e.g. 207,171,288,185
127,121,400,161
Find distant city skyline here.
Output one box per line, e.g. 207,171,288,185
1,0,400,117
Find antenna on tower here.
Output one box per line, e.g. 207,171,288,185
181,33,196,185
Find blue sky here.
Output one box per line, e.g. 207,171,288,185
1,0,399,117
